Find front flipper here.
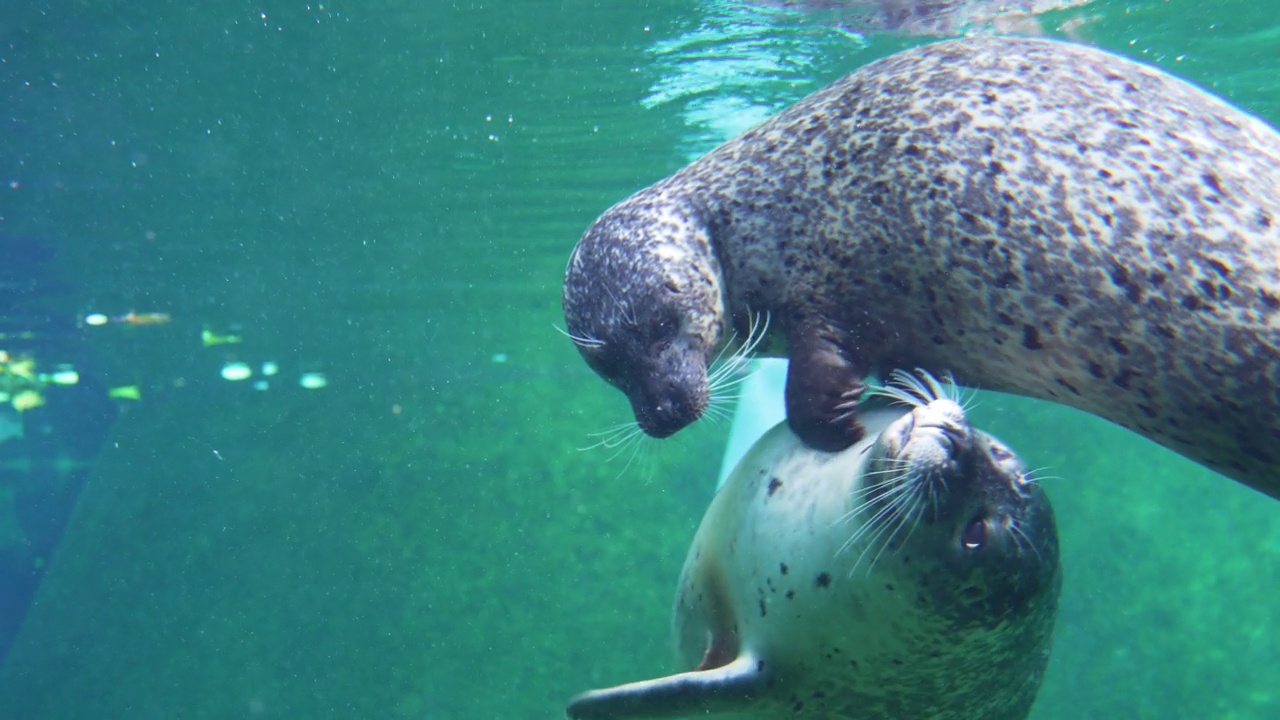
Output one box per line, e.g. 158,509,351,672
566,653,769,720
785,319,867,451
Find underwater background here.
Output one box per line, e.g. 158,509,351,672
0,0,1278,718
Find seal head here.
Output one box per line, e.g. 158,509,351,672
563,190,727,437
867,371,1056,617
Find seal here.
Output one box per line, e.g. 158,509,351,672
561,35,1280,500
566,370,1061,720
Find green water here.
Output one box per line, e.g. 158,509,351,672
0,0,1277,718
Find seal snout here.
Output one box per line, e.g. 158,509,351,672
632,373,709,438
634,394,698,438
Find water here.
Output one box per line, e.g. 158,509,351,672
0,1,1277,718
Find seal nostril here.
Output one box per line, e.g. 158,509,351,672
961,518,986,550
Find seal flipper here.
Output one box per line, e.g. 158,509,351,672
565,653,768,720
784,318,867,451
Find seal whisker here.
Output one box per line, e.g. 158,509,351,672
602,285,638,328
1021,467,1060,484
602,431,645,462
706,311,770,390
869,370,932,408
917,368,954,406
891,368,935,405
608,432,653,480
552,323,606,349
865,490,926,575
839,496,901,560
578,422,645,455
700,402,731,425
837,475,919,556
707,371,756,397
851,487,922,575
705,331,743,382
836,479,915,539
844,476,914,517
1008,520,1044,564
840,476,915,522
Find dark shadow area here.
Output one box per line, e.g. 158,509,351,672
0,233,118,668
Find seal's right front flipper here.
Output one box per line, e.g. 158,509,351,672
784,318,868,452
565,654,769,720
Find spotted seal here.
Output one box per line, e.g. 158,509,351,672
562,36,1280,500
566,370,1060,720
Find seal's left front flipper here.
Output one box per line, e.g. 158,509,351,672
565,654,768,720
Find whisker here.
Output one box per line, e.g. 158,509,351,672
834,477,914,533
917,368,952,405
865,490,924,574
839,496,902,558
851,489,917,574
602,429,644,458
707,310,771,388
1021,467,1061,484
1008,521,1043,564
706,329,742,377
578,422,643,452
609,433,648,479
603,286,638,327
552,323,605,349
868,382,923,408
845,477,914,517
708,368,758,395
835,476,918,551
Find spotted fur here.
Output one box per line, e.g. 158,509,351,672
563,36,1280,498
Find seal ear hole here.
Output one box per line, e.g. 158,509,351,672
961,518,986,551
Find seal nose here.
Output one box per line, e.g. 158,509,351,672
635,394,695,438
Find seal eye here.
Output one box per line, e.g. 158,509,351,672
961,518,986,551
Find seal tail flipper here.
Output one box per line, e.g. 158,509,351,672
565,653,768,720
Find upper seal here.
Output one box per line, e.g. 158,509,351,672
563,36,1280,500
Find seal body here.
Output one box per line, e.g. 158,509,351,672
566,373,1061,720
562,36,1280,499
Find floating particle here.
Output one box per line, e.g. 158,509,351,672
47,369,80,385
221,362,252,381
298,372,328,390
108,385,142,401
12,390,45,412
202,328,243,347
